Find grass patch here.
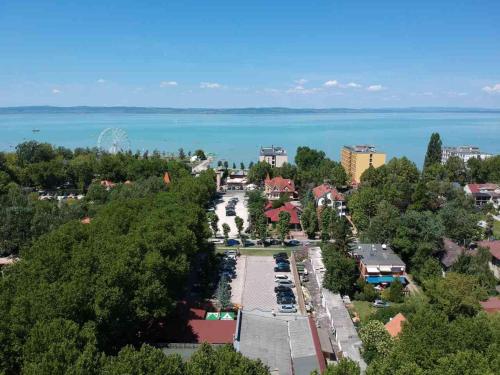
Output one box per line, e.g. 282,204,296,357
351,301,376,323
215,247,291,256
493,220,500,238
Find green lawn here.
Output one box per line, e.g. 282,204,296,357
493,220,500,238
351,301,376,322
215,247,291,256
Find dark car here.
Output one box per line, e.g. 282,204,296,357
276,290,295,298
226,210,236,216
275,257,290,264
274,285,292,293
226,239,240,246
273,252,289,259
274,264,290,272
277,295,295,304
287,240,300,247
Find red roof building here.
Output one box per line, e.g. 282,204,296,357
163,172,171,185
384,313,407,338
187,320,236,344
480,297,500,314
100,180,116,189
264,176,295,201
264,202,301,228
80,217,91,224
464,183,500,208
312,183,346,216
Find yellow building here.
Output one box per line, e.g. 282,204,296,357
341,145,386,183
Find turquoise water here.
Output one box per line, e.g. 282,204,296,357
0,112,499,167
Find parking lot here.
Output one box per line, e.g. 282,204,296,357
214,191,249,238
241,256,298,314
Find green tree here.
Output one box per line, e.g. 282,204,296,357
247,161,273,183
277,211,291,245
235,215,244,244
424,273,488,319
222,223,231,245
256,213,268,247
323,358,360,375
194,149,206,160
384,279,404,303
301,202,318,239
366,201,400,244
323,244,358,296
439,202,481,245
178,148,186,159
208,212,219,237
359,320,392,363
423,132,442,170
295,146,326,170
215,278,232,310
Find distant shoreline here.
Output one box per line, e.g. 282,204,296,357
1,106,500,114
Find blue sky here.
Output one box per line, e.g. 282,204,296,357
1,0,499,107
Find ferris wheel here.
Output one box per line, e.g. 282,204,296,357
97,128,130,154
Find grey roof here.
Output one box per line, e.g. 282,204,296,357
260,146,287,156
352,243,405,268
343,145,379,153
322,289,366,372
238,311,320,375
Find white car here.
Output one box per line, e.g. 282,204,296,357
274,275,289,281
279,304,297,313
276,279,294,287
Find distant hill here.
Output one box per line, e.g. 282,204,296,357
1,106,500,114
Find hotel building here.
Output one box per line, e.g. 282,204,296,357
341,145,386,184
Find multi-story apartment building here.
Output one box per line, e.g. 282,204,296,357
441,146,492,164
341,145,386,184
259,146,288,167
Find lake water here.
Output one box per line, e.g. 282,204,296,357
0,112,499,167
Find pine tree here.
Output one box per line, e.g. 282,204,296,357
424,132,442,170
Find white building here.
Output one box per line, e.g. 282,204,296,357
259,146,288,167
441,146,492,164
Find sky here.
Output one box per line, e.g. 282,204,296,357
1,0,500,108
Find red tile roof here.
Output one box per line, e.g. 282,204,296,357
187,320,236,344
163,172,171,185
477,240,500,260
312,183,345,201
466,183,499,194
480,297,500,314
384,313,406,338
265,176,295,192
100,180,116,188
80,217,91,224
265,202,300,224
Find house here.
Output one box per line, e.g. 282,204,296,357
480,297,500,314
259,146,288,167
351,244,407,285
440,237,468,270
264,175,296,201
100,180,116,190
312,183,346,216
477,240,500,279
464,183,500,208
80,217,91,224
0,257,18,268
384,313,406,338
163,172,171,185
264,202,301,230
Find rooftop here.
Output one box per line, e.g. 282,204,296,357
264,176,295,192
352,243,405,268
477,240,500,260
260,145,287,156
466,183,500,195
264,202,301,225
312,183,345,201
343,145,381,153
443,146,491,155
480,297,500,314
384,313,407,338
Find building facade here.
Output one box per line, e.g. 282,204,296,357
441,146,492,164
259,146,288,167
464,183,500,208
312,183,346,216
341,145,386,184
351,243,406,284
264,176,296,201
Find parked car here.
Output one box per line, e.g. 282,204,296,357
279,304,297,313
224,250,238,256
274,274,289,281
275,257,290,264
276,290,295,299
226,210,236,216
268,239,280,246
277,295,296,304
287,240,300,247
274,285,292,293
275,279,294,287
373,299,390,308
274,264,290,272
273,252,288,259
226,239,240,246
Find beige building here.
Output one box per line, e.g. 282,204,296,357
341,145,386,183
259,146,288,167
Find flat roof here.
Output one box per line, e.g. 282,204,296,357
343,145,382,153
352,243,405,268
260,146,287,156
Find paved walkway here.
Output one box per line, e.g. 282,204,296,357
214,191,249,237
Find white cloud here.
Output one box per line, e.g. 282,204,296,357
52,88,61,94
323,80,339,87
295,78,308,85
366,84,386,92
482,83,500,93
286,86,321,95
344,82,362,88
160,81,178,87
200,82,222,89
97,78,106,84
